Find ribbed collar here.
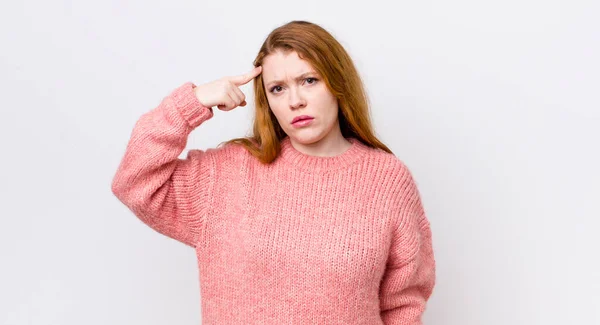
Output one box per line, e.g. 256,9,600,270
277,136,371,173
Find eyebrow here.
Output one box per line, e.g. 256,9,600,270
265,71,318,88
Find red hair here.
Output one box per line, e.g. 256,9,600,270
223,20,393,163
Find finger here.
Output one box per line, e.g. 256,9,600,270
227,87,243,108
217,94,236,111
232,86,246,106
229,66,262,86
225,93,238,110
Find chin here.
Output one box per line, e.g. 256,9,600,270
287,130,326,145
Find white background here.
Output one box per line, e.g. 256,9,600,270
1,0,598,324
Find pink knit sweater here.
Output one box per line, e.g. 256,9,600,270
111,82,436,324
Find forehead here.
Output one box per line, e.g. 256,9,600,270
262,50,315,80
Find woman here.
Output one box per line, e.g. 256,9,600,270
112,20,436,324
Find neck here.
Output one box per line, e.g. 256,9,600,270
278,135,367,173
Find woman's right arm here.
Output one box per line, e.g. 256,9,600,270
111,81,217,248
111,67,261,247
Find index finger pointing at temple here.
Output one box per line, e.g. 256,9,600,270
230,66,262,86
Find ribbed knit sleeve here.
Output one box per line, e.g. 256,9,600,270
379,165,436,325
111,82,216,248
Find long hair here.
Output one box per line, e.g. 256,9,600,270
222,20,393,164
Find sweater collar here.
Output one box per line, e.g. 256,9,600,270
277,136,370,173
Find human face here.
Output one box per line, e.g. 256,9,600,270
262,50,341,146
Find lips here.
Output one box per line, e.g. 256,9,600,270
292,115,314,124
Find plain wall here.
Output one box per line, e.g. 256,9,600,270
1,0,598,324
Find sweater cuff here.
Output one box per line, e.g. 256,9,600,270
171,81,214,129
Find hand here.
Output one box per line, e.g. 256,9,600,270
193,66,262,111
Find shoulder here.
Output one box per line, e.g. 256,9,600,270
185,140,253,171
363,147,424,212
360,146,430,244
378,155,428,230
354,144,424,207
211,140,254,167
359,144,417,187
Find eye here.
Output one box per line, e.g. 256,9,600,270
305,77,318,84
269,77,318,94
269,85,283,94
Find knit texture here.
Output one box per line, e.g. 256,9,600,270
111,82,436,325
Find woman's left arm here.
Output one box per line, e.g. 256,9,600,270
379,166,436,325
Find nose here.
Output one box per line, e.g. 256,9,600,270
288,87,306,110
